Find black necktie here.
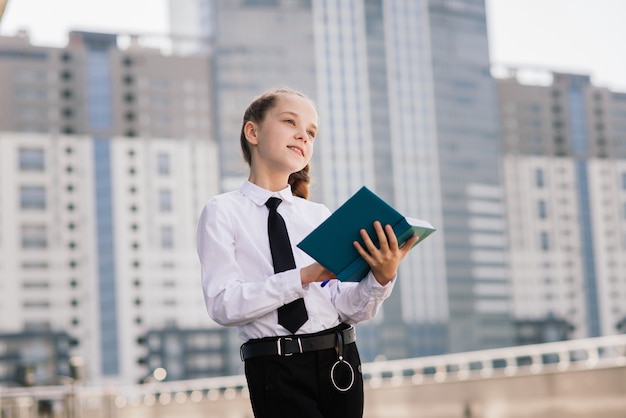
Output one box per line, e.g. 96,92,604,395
266,197,308,334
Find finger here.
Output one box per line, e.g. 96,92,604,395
359,228,379,253
384,224,399,251
353,240,375,263
373,221,389,249
399,235,420,255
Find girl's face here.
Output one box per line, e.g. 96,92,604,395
245,93,318,177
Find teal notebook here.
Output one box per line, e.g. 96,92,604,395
297,186,436,283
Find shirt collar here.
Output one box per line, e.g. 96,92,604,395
240,180,294,207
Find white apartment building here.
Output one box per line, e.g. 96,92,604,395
0,29,221,385
504,156,588,339
587,159,626,335
499,70,626,342
0,132,219,385
504,155,626,339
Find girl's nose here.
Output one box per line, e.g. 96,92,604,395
295,128,308,142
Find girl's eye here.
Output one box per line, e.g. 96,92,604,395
307,131,316,139
285,119,295,125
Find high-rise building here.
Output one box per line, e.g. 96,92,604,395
168,0,213,56
426,0,512,353
0,32,221,385
170,0,512,358
497,69,626,342
177,0,318,192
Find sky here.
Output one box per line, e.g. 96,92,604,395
1,0,625,92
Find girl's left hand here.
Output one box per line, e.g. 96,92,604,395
353,221,419,286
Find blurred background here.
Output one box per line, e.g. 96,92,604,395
0,0,625,417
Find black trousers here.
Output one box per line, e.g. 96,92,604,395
244,339,364,418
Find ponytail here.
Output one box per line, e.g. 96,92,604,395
288,164,311,199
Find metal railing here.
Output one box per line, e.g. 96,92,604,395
1,334,625,417
362,333,626,387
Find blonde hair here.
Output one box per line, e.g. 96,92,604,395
240,87,314,199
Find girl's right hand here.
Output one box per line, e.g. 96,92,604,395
300,262,336,285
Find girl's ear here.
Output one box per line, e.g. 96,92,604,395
243,121,259,145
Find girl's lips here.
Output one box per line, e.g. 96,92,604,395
288,146,304,157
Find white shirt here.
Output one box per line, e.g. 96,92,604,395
196,181,396,342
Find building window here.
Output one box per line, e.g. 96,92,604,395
22,261,48,269
22,281,49,289
159,189,172,212
21,224,47,248
535,168,544,188
538,200,547,219
20,186,46,209
540,231,550,251
157,153,170,175
19,148,45,171
23,301,50,309
622,173,626,190
161,226,174,249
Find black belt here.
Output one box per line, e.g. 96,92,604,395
240,325,356,360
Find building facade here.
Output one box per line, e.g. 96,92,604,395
0,32,221,385
498,69,626,342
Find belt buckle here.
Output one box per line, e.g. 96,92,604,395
277,337,303,356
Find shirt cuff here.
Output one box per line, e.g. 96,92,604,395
365,272,396,297
276,269,307,303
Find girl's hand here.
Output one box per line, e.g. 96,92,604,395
354,221,420,286
300,262,336,285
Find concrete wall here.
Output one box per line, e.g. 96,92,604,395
2,364,624,418
107,365,626,418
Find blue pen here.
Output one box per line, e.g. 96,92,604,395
321,280,330,287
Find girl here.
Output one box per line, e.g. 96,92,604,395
196,87,418,418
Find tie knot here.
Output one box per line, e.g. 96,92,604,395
265,197,282,211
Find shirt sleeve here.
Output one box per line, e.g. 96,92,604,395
196,199,306,327
328,272,396,324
